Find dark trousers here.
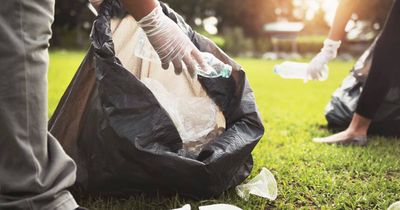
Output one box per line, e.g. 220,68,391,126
356,0,400,119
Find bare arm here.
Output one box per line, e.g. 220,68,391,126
121,0,158,20
328,0,360,41
305,0,360,81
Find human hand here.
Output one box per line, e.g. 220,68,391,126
305,39,341,82
137,3,207,78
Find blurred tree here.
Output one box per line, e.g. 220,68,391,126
164,0,286,37
302,8,330,35
215,0,278,37
223,27,254,56
50,0,395,49
354,0,394,30
163,0,395,36
163,0,219,26
51,0,94,48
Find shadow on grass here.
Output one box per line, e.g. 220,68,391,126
73,188,275,210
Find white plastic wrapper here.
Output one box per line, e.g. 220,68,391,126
236,167,278,201
199,204,242,210
141,78,217,143
172,204,191,210
173,204,242,210
388,201,400,210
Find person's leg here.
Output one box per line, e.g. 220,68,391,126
0,0,79,209
313,114,370,145
356,0,400,119
314,0,400,145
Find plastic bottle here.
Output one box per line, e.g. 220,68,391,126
134,29,232,78
134,29,161,62
196,52,232,79
273,61,328,81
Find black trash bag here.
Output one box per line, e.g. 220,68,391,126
325,37,400,137
49,0,264,199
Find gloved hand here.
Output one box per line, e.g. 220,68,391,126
306,39,341,82
137,3,207,78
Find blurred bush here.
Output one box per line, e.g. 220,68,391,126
195,27,226,49
217,29,331,57
51,0,94,49
273,36,325,54
222,27,254,56
253,38,272,56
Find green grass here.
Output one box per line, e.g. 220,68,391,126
49,51,400,210
48,50,89,116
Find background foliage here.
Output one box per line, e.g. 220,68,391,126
51,0,395,54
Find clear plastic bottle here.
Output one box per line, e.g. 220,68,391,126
196,52,232,79
134,29,161,61
273,61,328,81
134,30,232,78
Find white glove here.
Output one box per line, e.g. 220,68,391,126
306,39,341,81
137,3,207,78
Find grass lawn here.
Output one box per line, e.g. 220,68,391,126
49,51,400,210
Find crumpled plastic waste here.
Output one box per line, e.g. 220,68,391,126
236,167,278,201
141,78,217,143
199,204,242,210
388,201,400,210
172,204,242,210
172,204,191,210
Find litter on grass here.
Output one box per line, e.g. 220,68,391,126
199,204,242,210
172,204,191,210
172,204,242,210
388,201,400,210
236,167,278,201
